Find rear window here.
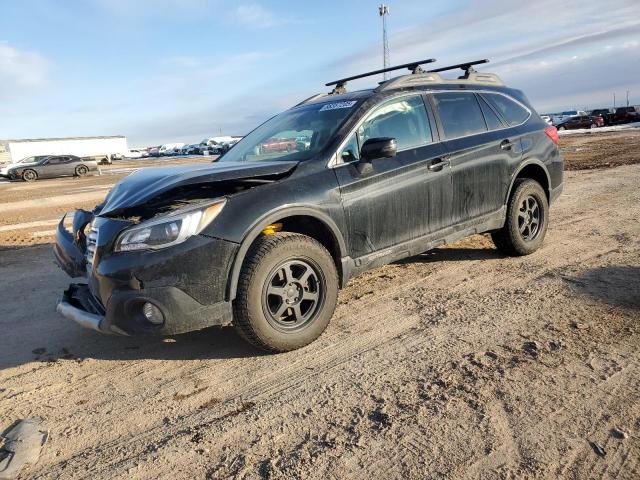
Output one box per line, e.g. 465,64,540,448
484,93,530,126
432,92,487,139
477,95,504,131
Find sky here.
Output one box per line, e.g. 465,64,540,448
1,0,639,146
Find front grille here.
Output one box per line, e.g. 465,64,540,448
86,226,98,267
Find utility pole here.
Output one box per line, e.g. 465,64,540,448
379,4,390,80
613,92,616,109
627,90,630,107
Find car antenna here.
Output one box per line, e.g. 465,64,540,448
325,58,437,94
428,59,489,79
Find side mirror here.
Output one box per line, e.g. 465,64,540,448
360,137,397,162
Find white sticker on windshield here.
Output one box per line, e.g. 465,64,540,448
319,100,357,111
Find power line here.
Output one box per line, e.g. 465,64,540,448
379,4,390,80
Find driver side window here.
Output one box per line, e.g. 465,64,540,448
359,95,432,150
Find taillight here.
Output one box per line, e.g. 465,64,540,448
544,126,559,145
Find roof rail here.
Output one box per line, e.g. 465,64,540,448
325,58,436,94
429,59,489,78
375,58,502,92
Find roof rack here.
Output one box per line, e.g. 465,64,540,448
325,58,436,94
429,59,489,78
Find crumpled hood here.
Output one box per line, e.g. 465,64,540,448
99,160,298,215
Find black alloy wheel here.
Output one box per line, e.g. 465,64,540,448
517,195,542,242
262,259,325,331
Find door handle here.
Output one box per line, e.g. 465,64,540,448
428,158,450,171
500,139,513,150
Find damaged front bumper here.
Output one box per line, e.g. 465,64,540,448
57,283,125,335
53,210,238,336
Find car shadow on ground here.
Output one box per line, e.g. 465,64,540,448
395,246,504,265
563,265,640,310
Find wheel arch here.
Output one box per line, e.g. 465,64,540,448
226,207,348,301
506,160,551,204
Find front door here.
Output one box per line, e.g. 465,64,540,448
334,94,451,260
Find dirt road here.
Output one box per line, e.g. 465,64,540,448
0,160,638,478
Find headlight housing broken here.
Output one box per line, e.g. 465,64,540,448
114,199,226,252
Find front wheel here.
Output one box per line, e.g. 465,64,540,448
590,123,597,129
233,232,338,352
558,126,566,131
22,169,37,182
491,179,549,256
75,165,89,176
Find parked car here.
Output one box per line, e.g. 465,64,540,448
54,58,563,352
0,155,50,177
590,108,615,126
555,115,603,130
159,143,185,156
124,149,144,159
540,115,553,126
259,138,297,154
551,110,587,124
184,144,203,155
613,106,640,124
5,155,98,181
148,147,161,157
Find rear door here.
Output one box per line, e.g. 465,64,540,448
335,94,450,259
429,91,522,225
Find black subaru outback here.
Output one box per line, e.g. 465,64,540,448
54,59,563,352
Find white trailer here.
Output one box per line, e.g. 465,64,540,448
0,136,128,165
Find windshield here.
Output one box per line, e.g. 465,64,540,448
562,111,577,116
218,100,361,162
17,155,47,164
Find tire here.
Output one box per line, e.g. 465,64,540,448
491,179,549,256
75,165,89,177
233,232,338,352
22,169,37,182
590,123,597,129
558,126,566,131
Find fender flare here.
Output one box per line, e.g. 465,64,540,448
505,159,551,205
226,205,348,301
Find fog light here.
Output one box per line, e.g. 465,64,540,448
142,302,164,325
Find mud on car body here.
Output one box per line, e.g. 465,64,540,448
54,59,564,352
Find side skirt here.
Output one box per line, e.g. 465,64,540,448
341,207,506,282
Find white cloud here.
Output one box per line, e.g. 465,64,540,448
0,42,51,99
235,3,284,28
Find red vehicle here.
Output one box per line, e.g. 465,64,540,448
259,138,297,153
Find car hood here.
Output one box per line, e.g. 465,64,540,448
7,161,39,169
99,160,298,215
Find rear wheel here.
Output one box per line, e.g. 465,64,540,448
558,126,566,131
233,232,338,352
22,169,37,182
75,165,89,176
590,123,597,129
491,179,549,256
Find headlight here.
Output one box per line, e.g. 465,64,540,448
114,199,226,252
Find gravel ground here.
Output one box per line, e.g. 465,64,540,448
0,139,638,479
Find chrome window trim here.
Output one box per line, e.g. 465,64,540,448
328,89,532,168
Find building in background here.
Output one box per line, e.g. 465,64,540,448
0,136,128,165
